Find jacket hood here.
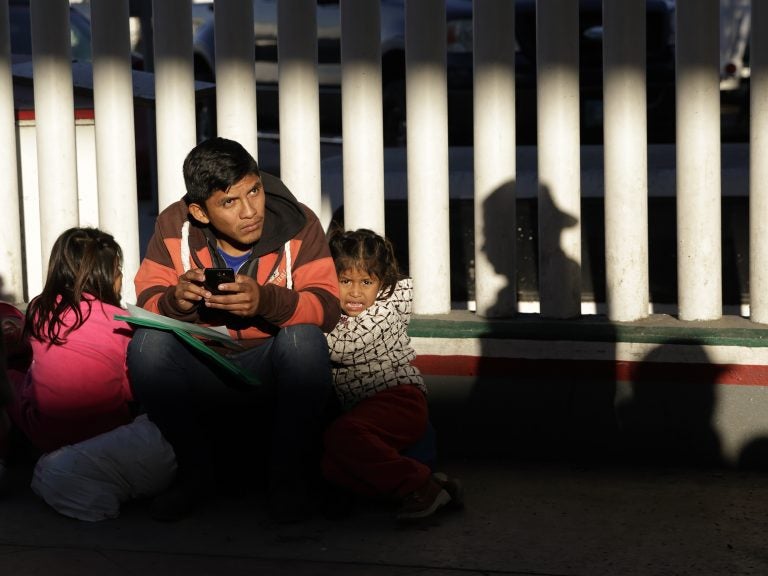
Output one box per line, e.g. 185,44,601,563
254,172,307,257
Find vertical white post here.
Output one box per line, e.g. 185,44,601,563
0,0,23,302
31,0,79,270
153,0,197,210
473,0,516,317
278,0,322,215
676,0,721,321
75,115,98,227
406,0,451,314
340,0,385,234
603,0,649,321
215,0,258,160
17,118,44,297
750,0,768,323
536,0,581,318
91,0,140,304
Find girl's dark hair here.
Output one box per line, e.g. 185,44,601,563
328,228,400,300
25,227,123,346
183,137,260,204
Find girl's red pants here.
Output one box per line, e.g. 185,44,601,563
321,385,430,499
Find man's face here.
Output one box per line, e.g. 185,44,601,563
188,173,266,255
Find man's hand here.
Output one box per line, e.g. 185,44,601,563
173,268,208,312
203,274,261,317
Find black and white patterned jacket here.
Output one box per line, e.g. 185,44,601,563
327,277,426,411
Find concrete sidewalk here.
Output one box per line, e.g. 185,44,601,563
2,457,767,576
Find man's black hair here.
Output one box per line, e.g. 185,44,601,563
183,137,260,204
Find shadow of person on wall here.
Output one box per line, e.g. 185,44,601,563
737,436,768,471
535,185,582,319
435,182,620,465
616,340,724,467
534,186,619,463
476,178,517,319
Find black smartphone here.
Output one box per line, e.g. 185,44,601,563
204,267,235,295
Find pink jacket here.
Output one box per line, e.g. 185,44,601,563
10,298,134,452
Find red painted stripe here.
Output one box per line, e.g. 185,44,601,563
15,109,95,121
15,109,35,121
413,355,768,386
414,356,616,379
74,109,95,120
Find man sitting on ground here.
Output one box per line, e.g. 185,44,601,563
128,137,340,522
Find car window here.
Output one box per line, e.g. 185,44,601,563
69,10,92,61
9,7,33,54
9,6,92,61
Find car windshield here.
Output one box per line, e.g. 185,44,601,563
10,6,92,61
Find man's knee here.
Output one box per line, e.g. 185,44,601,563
275,324,325,348
272,325,330,393
273,324,328,362
127,329,178,376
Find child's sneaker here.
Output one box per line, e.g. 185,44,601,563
396,476,451,521
433,472,465,508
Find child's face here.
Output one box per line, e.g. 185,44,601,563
338,267,382,317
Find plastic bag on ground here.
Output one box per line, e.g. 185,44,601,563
31,414,177,521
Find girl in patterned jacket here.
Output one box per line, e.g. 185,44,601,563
323,228,461,521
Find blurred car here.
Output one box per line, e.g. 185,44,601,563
515,0,677,144
11,0,153,196
69,0,214,54
10,0,93,64
193,0,677,146
719,0,750,142
192,0,474,146
719,0,750,93
11,0,147,70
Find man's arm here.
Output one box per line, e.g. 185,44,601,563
141,203,339,332
256,208,341,332
134,207,211,321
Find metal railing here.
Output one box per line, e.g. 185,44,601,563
0,0,762,324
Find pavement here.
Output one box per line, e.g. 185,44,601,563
2,456,768,576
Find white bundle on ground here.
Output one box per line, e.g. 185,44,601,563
31,414,177,521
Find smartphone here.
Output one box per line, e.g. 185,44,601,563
204,267,235,295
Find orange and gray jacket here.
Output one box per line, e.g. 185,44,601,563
134,172,340,344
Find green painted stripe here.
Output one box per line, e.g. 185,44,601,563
410,314,768,348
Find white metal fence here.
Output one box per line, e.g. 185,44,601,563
0,0,763,323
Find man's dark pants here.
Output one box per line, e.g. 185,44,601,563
127,324,332,511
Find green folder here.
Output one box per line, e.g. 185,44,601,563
115,305,260,387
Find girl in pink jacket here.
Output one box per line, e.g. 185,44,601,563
1,227,134,458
